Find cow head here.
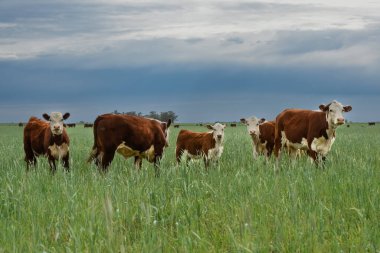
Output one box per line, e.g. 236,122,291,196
207,123,226,142
319,100,352,127
160,119,172,146
43,112,70,135
240,117,265,138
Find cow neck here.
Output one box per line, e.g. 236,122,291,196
207,132,217,147
50,133,65,146
325,113,336,139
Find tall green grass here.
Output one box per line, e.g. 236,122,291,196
0,124,379,252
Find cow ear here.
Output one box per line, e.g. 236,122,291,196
63,113,70,120
240,118,247,124
259,118,266,124
167,118,172,128
42,113,50,121
343,106,352,112
222,124,226,129
319,104,328,111
206,124,213,130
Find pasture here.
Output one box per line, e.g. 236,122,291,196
0,123,379,252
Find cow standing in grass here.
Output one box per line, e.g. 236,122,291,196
240,117,275,159
274,100,352,166
176,123,226,167
23,112,71,172
88,114,171,176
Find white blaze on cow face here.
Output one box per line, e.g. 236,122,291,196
319,100,352,127
207,123,226,143
240,117,265,138
43,112,70,136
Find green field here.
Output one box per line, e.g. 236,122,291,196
0,123,379,252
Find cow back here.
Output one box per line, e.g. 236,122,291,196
94,114,166,152
176,129,215,156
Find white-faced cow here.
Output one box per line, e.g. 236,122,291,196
87,114,171,176
240,117,275,159
176,123,226,167
23,112,71,172
274,100,352,166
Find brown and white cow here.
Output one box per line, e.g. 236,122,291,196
87,114,171,175
176,123,226,167
240,117,275,159
274,100,352,165
23,112,71,172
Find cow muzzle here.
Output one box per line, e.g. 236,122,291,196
336,118,345,125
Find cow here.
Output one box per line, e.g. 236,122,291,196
18,122,23,127
274,100,352,166
240,117,275,159
230,123,237,127
174,125,180,128
67,123,76,128
84,123,93,128
87,114,171,175
368,122,376,126
23,112,71,172
176,123,226,167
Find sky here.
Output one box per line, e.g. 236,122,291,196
1,0,379,123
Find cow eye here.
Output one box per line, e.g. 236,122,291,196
329,109,333,112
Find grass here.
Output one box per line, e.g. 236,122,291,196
0,123,379,252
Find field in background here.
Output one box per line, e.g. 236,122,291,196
0,123,379,252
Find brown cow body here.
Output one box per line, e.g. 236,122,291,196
253,121,275,158
176,123,225,167
274,100,352,165
241,117,275,159
88,114,171,175
23,113,70,172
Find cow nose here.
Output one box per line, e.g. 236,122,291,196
337,118,345,125
217,135,222,139
250,131,256,135
54,125,60,129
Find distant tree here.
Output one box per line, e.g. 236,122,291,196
124,111,137,116
160,111,178,122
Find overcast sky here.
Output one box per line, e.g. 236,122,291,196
1,0,379,123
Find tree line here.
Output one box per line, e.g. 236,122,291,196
112,110,178,122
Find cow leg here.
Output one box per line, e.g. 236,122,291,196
307,149,318,162
175,148,182,165
100,151,115,172
134,156,142,169
48,158,57,173
203,157,210,169
24,139,36,170
62,153,70,172
153,155,161,177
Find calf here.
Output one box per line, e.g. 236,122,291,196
240,117,275,159
176,123,226,167
23,112,71,172
274,100,352,165
88,114,171,176
84,123,93,128
230,123,237,127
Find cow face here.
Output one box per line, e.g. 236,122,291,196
160,119,172,146
240,117,265,137
319,100,352,127
43,112,70,135
207,123,226,142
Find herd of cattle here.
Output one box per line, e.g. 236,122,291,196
22,100,353,175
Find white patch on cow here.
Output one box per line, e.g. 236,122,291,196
48,143,69,160
208,144,224,160
116,142,155,162
48,112,65,135
311,136,335,156
281,131,308,150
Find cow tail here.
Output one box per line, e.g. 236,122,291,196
87,118,99,163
